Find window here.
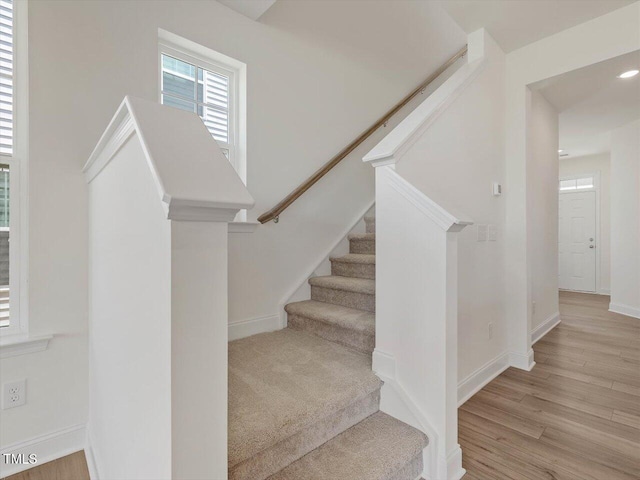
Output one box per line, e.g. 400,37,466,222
159,40,243,173
559,176,594,191
159,31,247,221
0,0,12,156
0,0,25,337
0,0,11,330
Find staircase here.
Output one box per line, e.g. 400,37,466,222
228,213,428,480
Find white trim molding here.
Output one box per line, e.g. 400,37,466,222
0,424,86,478
83,96,254,222
373,350,441,480
228,221,259,233
609,302,640,319
508,350,536,371
457,352,510,407
0,333,52,359
531,312,561,345
378,167,472,232
363,58,485,167
85,431,100,480
228,314,280,341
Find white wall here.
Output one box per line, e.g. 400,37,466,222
559,153,611,294
610,120,640,318
529,91,559,331
394,30,508,384
0,0,465,457
504,2,640,367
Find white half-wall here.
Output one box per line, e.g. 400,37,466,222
88,134,173,480
85,97,253,479
610,119,640,319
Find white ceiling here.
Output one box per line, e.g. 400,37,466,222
440,0,634,53
532,50,640,158
216,0,277,20
259,0,466,87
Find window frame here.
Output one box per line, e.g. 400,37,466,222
158,41,241,175
558,174,596,192
0,0,28,339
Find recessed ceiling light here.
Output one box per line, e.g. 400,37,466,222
618,69,639,79
558,149,563,153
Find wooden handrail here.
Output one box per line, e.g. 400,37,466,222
257,45,468,224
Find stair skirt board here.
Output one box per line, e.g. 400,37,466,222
229,389,380,480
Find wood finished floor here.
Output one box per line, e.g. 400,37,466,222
460,291,640,480
3,292,638,480
1,451,89,480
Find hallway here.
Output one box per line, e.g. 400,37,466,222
460,291,640,479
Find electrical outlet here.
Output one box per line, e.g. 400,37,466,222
2,379,26,409
488,322,493,339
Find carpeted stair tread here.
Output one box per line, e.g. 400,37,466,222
285,300,375,334
329,253,376,265
348,233,376,241
309,275,375,295
229,328,382,472
365,215,376,233
268,412,428,480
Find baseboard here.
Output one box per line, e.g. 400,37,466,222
531,312,560,345
508,349,535,371
446,445,466,480
84,433,100,480
373,349,446,480
0,424,86,478
598,288,610,295
609,302,640,319
457,352,509,406
228,314,280,341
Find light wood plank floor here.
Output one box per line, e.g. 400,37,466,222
1,451,89,480
4,292,638,480
460,291,640,480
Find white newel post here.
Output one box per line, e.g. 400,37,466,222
170,221,229,480
84,97,254,480
364,119,472,480
368,164,470,480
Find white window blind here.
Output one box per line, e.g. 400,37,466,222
161,53,231,150
0,0,12,156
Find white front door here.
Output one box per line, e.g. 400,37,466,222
559,191,596,292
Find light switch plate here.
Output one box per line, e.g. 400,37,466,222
488,224,497,241
477,224,487,242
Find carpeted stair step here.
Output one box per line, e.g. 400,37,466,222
365,214,376,234
285,300,375,354
229,329,382,480
268,412,428,480
349,233,375,254
330,253,375,279
310,275,375,312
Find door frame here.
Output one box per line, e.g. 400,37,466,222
558,171,602,294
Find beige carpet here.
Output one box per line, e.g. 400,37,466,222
229,213,430,480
